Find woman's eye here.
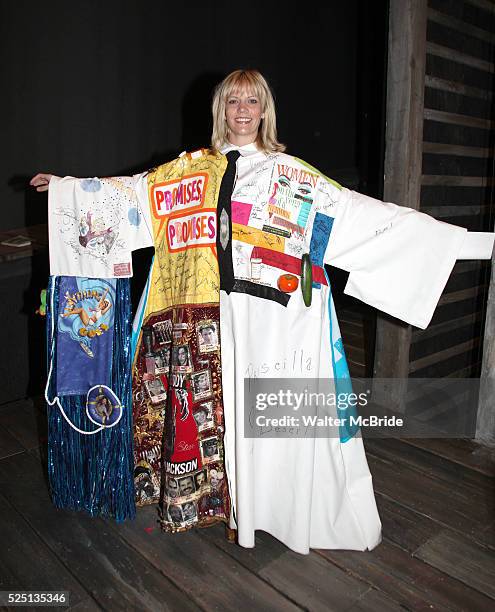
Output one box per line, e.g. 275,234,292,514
227,99,238,105
248,98,258,104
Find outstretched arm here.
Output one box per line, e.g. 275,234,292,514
321,187,494,329
30,173,57,192
32,171,154,279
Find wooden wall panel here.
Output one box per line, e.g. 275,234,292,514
424,55,493,90
430,0,495,28
409,0,494,379
424,88,492,119
423,153,491,176
372,0,428,413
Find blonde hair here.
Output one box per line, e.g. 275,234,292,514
211,69,285,154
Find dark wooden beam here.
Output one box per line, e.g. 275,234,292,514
425,75,492,101
426,41,494,73
421,204,492,217
411,310,484,341
424,108,494,130
423,142,492,158
438,285,489,305
428,7,495,43
465,0,495,15
477,255,495,444
422,176,494,187
372,0,427,410
409,338,481,373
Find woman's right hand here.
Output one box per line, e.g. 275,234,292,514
29,173,54,192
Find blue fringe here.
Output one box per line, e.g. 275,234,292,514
46,276,136,521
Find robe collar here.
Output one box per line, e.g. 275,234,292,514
220,141,261,157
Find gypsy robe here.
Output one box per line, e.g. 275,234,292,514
47,143,494,553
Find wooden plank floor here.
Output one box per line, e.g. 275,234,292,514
0,398,494,611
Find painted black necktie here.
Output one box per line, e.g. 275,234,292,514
216,150,240,293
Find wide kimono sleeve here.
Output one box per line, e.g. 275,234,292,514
48,173,154,279
323,187,494,329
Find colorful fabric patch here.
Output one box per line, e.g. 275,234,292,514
49,175,152,279
133,304,230,532
232,223,285,252
265,162,318,242
310,213,334,288
56,277,116,396
47,277,135,521
333,338,345,358
251,247,328,286
145,151,226,310
296,201,312,228
310,213,334,265
231,201,253,225
86,384,122,427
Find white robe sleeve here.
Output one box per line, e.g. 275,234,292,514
48,172,153,279
324,188,494,329
457,232,494,259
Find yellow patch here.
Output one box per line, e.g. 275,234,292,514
232,224,285,252
144,151,227,314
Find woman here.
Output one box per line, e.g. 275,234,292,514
31,69,493,554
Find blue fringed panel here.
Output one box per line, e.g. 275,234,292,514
46,276,136,521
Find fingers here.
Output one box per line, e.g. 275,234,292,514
29,173,53,192
29,173,50,186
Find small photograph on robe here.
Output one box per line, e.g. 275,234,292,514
172,344,193,373
177,475,196,497
193,401,215,432
174,322,188,332
86,387,121,427
200,436,221,464
196,320,220,353
209,467,225,491
154,344,171,374
166,477,180,500
143,377,167,404
153,319,173,345
134,462,159,504
198,493,224,517
167,503,184,524
143,355,156,375
191,369,212,400
173,322,189,343
197,495,210,515
194,469,208,491
180,500,198,523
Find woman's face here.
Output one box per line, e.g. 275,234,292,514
225,88,263,146
178,347,188,365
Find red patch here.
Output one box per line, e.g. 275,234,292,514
113,262,131,276
251,247,327,285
